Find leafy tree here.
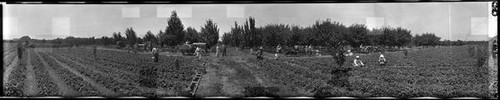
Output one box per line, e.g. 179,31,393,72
232,22,244,47
100,36,113,46
367,28,384,46
248,17,260,47
164,34,177,47
260,24,291,46
222,21,245,47
379,27,412,48
125,27,138,46
200,19,220,48
454,40,465,46
112,32,124,43
313,19,347,47
164,10,185,45
346,24,368,48
144,30,157,44
394,27,412,48
41,39,47,43
157,30,165,47
414,33,441,46
222,32,234,46
184,27,199,43
239,17,260,48
20,36,31,42
54,38,63,44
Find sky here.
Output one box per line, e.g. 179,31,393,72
3,2,497,41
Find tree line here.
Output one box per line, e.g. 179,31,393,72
108,11,220,49
11,11,481,50
221,18,472,49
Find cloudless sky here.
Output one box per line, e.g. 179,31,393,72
3,2,496,41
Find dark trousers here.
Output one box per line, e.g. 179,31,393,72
154,54,159,62
18,51,22,59
222,50,227,56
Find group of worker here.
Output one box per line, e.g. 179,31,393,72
148,43,390,68
254,44,284,60
352,53,387,67
193,44,227,58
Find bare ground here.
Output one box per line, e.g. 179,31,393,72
195,48,303,97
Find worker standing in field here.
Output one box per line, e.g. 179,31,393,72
404,49,409,58
222,45,227,57
353,56,364,67
257,46,264,60
195,47,202,59
17,41,23,64
308,45,313,55
93,45,97,60
151,47,159,62
216,45,220,57
275,44,282,60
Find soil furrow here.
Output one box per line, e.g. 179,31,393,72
34,49,78,97
49,52,155,95
24,49,39,96
3,57,19,84
44,52,119,97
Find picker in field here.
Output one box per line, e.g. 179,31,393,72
222,45,227,57
17,41,24,64
151,47,159,62
378,54,387,66
195,47,202,59
93,45,97,60
216,45,220,57
257,46,264,60
308,45,313,55
404,49,409,58
275,44,282,59
353,56,364,67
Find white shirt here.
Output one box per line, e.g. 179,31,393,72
152,48,158,54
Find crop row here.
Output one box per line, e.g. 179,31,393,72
29,50,59,95
3,49,18,67
37,52,100,96
51,48,197,93
54,51,145,82
4,55,27,96
46,51,147,96
250,58,327,94
279,46,488,97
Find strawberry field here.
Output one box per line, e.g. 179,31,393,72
262,46,489,98
3,47,201,97
2,46,490,98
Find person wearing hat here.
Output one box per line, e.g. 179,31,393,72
195,47,202,59
257,46,264,60
275,44,282,60
378,54,387,66
151,47,159,62
353,56,364,67
216,45,220,57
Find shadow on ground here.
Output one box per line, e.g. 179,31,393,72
242,86,279,97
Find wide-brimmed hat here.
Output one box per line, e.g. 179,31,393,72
356,56,359,58
380,55,384,57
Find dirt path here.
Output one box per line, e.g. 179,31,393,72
34,49,78,97
196,57,256,97
24,49,39,96
44,52,119,97
196,48,303,97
